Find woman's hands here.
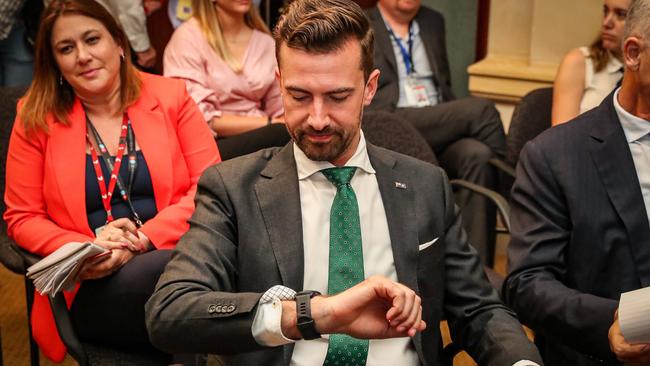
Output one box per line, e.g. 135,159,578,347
80,218,153,280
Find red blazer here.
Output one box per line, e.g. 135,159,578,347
3,73,221,361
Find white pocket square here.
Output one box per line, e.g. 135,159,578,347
418,237,438,251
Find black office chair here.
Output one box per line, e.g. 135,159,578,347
489,87,554,197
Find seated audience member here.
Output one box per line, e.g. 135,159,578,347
366,0,505,265
164,0,290,159
3,0,219,361
504,1,650,364
95,0,158,69
552,0,630,125
145,1,543,365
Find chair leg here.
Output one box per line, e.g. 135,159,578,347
24,278,39,366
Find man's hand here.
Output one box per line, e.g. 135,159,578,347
609,310,650,365
282,276,426,340
136,47,157,68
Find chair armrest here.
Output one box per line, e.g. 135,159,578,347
488,157,516,179
449,179,511,233
0,236,42,274
48,293,88,365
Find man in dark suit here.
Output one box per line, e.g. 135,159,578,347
505,1,650,365
366,0,505,265
146,1,541,365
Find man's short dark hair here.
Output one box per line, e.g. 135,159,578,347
273,0,374,80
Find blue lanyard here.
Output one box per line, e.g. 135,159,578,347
387,22,415,74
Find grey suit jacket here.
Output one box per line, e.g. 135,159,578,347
146,143,541,366
366,6,455,112
505,93,650,365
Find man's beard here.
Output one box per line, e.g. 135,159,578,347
291,125,352,162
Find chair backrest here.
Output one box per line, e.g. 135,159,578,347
506,87,553,167
362,110,439,166
0,86,31,274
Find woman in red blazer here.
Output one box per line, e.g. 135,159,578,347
3,0,220,361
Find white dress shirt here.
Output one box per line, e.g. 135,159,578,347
614,88,650,222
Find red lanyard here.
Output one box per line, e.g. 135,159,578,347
86,115,129,224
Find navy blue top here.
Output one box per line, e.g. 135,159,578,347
85,151,157,232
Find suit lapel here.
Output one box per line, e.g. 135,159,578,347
128,86,173,210
367,144,425,361
589,96,650,286
50,99,92,235
369,7,398,74
255,145,304,292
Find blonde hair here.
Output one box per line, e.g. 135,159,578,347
20,0,141,134
191,0,270,73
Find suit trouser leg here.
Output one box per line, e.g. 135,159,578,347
438,138,497,265
397,97,506,158
397,97,504,265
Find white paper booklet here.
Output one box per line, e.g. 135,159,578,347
619,286,650,343
26,242,109,296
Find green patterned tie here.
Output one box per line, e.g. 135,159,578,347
321,167,369,366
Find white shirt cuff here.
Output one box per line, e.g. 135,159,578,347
252,285,298,347
512,360,540,366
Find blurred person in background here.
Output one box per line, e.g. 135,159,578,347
164,0,290,159
0,0,37,86
552,0,631,125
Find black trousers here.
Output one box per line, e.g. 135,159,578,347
396,97,506,265
217,123,291,160
70,249,172,354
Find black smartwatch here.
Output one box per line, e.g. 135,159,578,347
295,290,322,340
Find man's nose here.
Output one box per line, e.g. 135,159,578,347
307,98,330,131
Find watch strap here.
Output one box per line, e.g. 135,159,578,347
295,290,321,340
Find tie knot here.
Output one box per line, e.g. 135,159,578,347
321,167,357,187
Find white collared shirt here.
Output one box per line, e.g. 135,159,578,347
252,132,419,365
614,88,650,222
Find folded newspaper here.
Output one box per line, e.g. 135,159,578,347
26,242,109,296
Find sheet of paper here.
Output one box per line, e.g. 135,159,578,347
27,242,108,295
619,286,650,343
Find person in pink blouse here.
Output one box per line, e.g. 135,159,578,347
163,0,289,159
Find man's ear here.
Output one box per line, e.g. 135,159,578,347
363,69,381,106
624,36,642,71
276,68,283,93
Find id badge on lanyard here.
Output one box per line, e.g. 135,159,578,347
405,75,431,107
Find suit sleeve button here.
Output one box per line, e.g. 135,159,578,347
226,305,236,313
208,305,217,314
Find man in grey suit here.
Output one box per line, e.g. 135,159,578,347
505,1,650,365
366,0,506,265
146,0,541,365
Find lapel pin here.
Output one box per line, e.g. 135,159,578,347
395,182,407,189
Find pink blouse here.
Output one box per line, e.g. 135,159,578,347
163,18,283,123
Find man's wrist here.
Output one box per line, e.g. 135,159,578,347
280,300,300,339
281,295,332,339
